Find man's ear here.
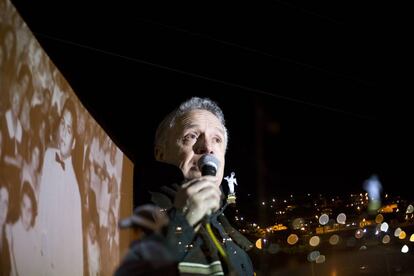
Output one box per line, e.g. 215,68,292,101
154,145,165,161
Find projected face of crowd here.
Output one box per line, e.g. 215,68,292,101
10,87,23,118
0,187,9,226
90,159,106,190
19,70,30,94
39,121,46,143
108,211,116,238
110,143,117,165
20,98,31,132
89,221,97,243
42,89,51,114
58,109,74,159
21,193,33,230
157,109,226,186
84,165,91,193
32,146,41,171
76,112,86,137
4,30,15,56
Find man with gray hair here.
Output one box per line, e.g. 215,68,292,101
147,97,253,275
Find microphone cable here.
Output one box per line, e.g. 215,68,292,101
203,202,230,270
205,220,229,265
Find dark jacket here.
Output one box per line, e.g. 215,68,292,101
147,162,254,275
114,234,179,276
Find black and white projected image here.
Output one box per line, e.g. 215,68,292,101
0,1,133,275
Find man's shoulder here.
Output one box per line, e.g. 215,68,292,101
133,237,175,259
140,161,184,187
115,237,179,276
149,191,174,210
136,161,184,204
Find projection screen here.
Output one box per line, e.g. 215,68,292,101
0,0,134,275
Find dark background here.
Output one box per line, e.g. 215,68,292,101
11,1,412,207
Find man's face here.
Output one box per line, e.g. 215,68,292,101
0,187,9,225
157,109,226,187
58,109,74,159
21,193,33,230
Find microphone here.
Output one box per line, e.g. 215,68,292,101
197,155,228,262
198,154,220,222
198,154,220,176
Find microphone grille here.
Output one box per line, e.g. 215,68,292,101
198,154,220,171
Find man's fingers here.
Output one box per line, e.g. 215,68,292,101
185,179,219,196
181,176,217,189
191,187,221,205
176,177,222,226
186,192,220,221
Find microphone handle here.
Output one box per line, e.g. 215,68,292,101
202,166,216,176
203,214,211,224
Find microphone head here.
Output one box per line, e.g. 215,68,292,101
198,154,220,176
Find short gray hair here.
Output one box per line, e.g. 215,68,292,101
155,97,228,149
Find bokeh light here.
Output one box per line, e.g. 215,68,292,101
319,214,329,225
380,222,389,232
307,251,320,262
336,213,346,224
329,234,340,245
315,255,326,264
292,218,304,230
375,214,384,224
394,228,402,237
355,229,364,239
309,236,320,247
399,231,407,240
287,234,299,245
401,245,409,253
255,238,262,249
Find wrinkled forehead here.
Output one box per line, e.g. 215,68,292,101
176,110,225,133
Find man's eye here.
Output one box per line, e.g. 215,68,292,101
183,133,197,142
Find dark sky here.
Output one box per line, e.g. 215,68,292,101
11,1,411,203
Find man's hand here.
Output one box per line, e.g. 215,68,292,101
174,176,221,227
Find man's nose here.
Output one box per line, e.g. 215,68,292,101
194,136,214,155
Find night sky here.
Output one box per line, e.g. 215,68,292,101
11,1,412,206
